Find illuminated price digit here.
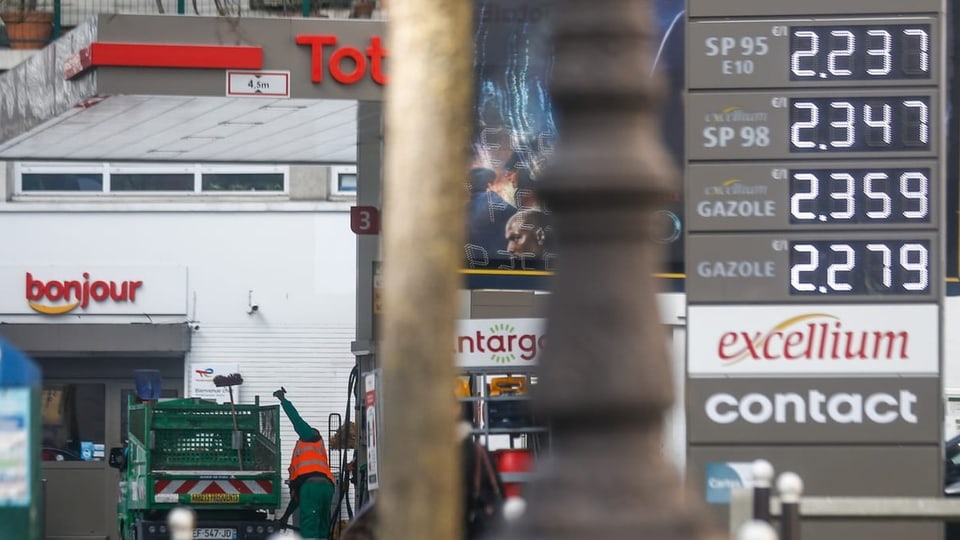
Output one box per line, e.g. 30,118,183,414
866,243,893,288
790,30,819,77
791,102,818,149
827,244,855,292
790,172,819,221
902,28,930,75
790,244,819,292
901,172,929,219
829,172,855,220
863,172,891,219
863,103,892,146
826,29,854,76
903,100,930,146
865,29,892,76
901,243,929,291
830,101,855,148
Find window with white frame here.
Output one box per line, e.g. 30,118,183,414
329,165,358,196
16,162,289,195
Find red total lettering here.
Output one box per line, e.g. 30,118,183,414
296,34,388,85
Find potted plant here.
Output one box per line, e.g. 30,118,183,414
1,0,53,50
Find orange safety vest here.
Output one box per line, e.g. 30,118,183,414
289,439,334,483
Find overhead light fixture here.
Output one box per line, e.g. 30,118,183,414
219,121,265,126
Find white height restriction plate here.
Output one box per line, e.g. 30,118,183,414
226,71,291,98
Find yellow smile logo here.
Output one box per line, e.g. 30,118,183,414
28,301,80,315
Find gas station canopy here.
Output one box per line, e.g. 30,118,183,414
0,15,385,163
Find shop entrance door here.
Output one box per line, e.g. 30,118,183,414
38,359,183,540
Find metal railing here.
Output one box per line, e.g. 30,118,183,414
730,459,960,540
0,0,381,48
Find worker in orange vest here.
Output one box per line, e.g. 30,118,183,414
275,387,336,539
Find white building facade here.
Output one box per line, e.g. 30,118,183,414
0,161,359,538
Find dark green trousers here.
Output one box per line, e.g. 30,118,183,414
298,478,335,540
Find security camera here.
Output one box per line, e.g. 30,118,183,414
247,304,259,315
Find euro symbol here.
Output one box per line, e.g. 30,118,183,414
771,240,787,251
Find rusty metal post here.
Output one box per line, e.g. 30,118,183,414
377,1,474,540
497,1,720,539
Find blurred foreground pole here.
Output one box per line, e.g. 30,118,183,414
378,1,474,540
499,1,719,539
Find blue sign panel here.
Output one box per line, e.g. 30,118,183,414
704,461,754,504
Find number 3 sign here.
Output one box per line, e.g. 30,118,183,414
351,206,381,235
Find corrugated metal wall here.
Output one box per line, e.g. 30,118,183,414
186,324,358,513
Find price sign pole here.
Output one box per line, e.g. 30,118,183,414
683,2,946,539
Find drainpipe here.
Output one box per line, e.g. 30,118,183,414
52,0,60,39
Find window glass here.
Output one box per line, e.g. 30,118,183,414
22,173,103,192
338,173,358,193
111,173,194,191
201,173,284,192
41,384,105,461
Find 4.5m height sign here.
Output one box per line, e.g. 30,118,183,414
682,1,946,538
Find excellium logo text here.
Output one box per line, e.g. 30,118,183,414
719,313,909,365
705,390,918,425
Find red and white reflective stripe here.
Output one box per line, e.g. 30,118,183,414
154,479,273,495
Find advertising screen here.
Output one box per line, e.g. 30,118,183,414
464,0,687,280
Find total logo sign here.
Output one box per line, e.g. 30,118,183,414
296,35,387,85
0,266,188,316
687,304,939,376
455,318,547,368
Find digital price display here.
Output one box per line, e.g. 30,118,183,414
789,96,930,152
687,17,940,89
789,167,930,224
686,89,938,161
789,239,930,296
683,0,945,304
789,24,931,81
685,232,939,303
685,161,938,232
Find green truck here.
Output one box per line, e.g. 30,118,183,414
110,396,284,540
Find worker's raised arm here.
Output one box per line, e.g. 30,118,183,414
274,388,318,441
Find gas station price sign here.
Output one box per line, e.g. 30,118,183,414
686,89,939,161
683,0,945,308
684,0,946,524
687,18,940,89
685,161,939,232
685,232,940,303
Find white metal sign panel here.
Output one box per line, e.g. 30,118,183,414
226,71,291,98
687,304,939,376
0,266,188,316
455,318,546,368
189,363,241,404
364,372,379,491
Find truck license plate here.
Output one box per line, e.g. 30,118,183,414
193,528,237,539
